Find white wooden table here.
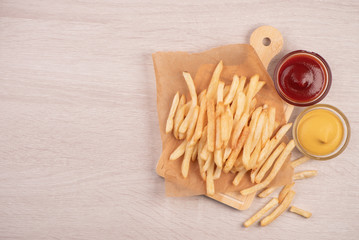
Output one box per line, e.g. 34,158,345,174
0,1,358,239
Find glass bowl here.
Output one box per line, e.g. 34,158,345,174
292,104,350,160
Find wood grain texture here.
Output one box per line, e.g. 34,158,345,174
0,0,358,239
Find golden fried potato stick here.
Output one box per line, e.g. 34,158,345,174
193,95,207,142
268,107,276,138
232,168,247,186
200,142,210,161
258,186,278,198
223,106,233,145
291,156,310,168
186,105,199,142
293,170,318,180
230,76,246,114
260,190,295,226
249,143,261,173
248,98,257,116
251,111,267,153
254,81,266,96
181,140,195,178
240,140,295,196
207,98,216,152
182,72,198,107
244,74,259,114
234,92,246,121
224,75,240,105
213,165,222,180
223,147,232,163
224,126,249,173
289,206,312,218
255,142,286,183
223,85,230,99
278,182,295,203
198,89,207,104
206,156,215,195
214,148,223,169
244,198,278,227
231,112,249,148
207,61,223,100
203,153,213,172
217,81,225,104
261,110,269,147
169,140,187,160
166,92,180,133
215,114,222,150
173,94,186,139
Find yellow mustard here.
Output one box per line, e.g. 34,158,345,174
297,109,343,156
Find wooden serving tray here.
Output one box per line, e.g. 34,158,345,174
157,25,286,210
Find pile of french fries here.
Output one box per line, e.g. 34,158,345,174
165,60,319,227
166,61,293,196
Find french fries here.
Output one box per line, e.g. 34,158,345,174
260,190,295,226
293,170,318,180
165,60,296,199
244,198,278,227
289,206,312,218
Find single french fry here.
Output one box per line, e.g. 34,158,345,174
268,107,276,138
223,147,232,163
261,116,269,148
166,92,180,133
200,142,210,161
231,76,246,113
293,170,318,180
206,158,215,196
198,156,206,181
213,165,222,180
231,112,249,148
278,182,295,203
244,74,259,114
285,104,294,123
179,104,196,134
193,96,207,141
234,92,246,120
186,105,199,142
233,168,247,186
224,126,249,173
182,72,197,107
217,81,225,104
260,190,296,226
254,81,266,96
198,89,207,104
207,98,215,152
224,106,233,145
291,156,310,168
181,141,195,178
207,61,223,100
244,198,278,227
250,111,267,153
255,143,286,183
215,114,222,149
169,140,187,160
249,98,257,116
256,140,272,169
249,142,261,172
290,206,312,218
224,75,240,105
191,143,198,162
173,95,186,139
258,186,278,198
178,131,185,140
223,85,231,99
240,140,295,195
220,111,229,143
214,148,223,169
203,153,213,172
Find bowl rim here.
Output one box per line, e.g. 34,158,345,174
292,104,351,160
274,50,332,106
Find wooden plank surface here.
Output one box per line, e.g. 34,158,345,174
0,0,358,239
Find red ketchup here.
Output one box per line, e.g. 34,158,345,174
274,50,331,106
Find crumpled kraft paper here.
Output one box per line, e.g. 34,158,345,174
153,44,294,197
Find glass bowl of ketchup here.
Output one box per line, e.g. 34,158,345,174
274,50,332,106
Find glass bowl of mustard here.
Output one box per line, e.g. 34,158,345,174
293,104,350,160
